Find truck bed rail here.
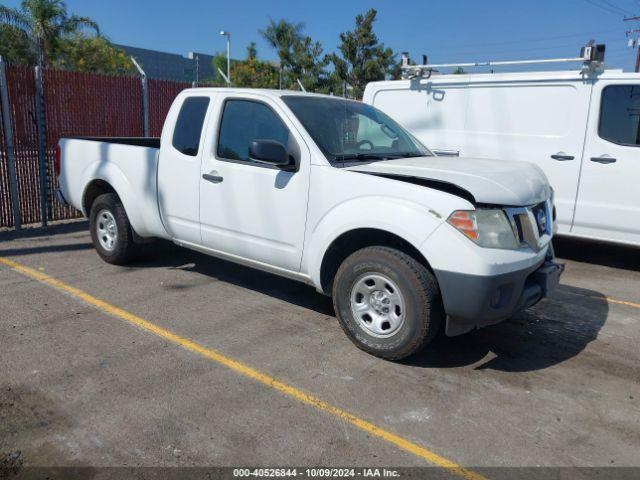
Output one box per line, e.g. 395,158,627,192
68,137,160,148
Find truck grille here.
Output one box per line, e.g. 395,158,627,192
505,200,553,252
531,202,549,236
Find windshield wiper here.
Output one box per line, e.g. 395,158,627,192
334,152,429,162
383,152,428,159
334,153,390,162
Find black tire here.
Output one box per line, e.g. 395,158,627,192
332,246,444,360
89,193,138,265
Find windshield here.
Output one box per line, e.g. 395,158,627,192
282,96,432,163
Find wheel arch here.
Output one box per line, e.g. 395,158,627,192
318,228,434,295
82,179,118,216
84,179,155,246
80,165,163,239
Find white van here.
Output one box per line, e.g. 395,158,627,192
363,67,640,247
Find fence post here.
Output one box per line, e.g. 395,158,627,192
131,57,149,137
0,57,22,231
34,65,48,228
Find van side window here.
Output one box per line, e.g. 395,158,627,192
599,85,640,147
217,100,289,162
172,97,210,156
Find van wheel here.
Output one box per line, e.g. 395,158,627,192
89,193,138,265
332,246,443,360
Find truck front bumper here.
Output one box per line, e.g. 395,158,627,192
435,249,564,336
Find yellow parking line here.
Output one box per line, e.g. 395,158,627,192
563,289,640,310
600,297,640,309
0,256,486,480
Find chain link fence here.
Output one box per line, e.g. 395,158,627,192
0,61,190,231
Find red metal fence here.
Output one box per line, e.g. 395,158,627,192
0,65,190,230
0,93,10,228
44,69,145,222
0,100,13,227
7,66,40,226
149,78,188,137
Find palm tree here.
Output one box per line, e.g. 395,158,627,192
260,19,304,89
0,0,99,66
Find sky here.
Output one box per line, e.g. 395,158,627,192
4,0,640,72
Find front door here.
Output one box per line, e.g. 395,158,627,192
572,81,640,244
199,95,310,272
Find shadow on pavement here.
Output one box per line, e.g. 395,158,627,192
404,284,608,372
0,229,611,373
554,236,640,272
131,241,336,317
0,221,88,242
132,242,608,373
0,242,93,257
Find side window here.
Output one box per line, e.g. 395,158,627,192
217,100,289,162
172,97,210,156
599,85,640,147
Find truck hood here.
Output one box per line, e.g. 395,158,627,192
345,156,550,206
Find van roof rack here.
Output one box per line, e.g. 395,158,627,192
401,42,606,79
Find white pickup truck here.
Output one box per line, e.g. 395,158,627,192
55,88,563,360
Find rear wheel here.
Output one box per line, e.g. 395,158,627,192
332,246,444,360
89,193,138,265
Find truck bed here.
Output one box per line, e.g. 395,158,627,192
58,136,166,239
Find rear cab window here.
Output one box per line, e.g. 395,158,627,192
599,85,640,147
172,96,210,156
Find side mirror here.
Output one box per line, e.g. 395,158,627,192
249,139,295,170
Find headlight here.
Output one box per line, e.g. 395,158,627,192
447,209,519,250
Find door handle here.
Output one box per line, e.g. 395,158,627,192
590,156,617,164
550,153,574,161
202,172,224,183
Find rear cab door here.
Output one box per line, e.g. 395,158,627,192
157,92,216,244
572,75,640,244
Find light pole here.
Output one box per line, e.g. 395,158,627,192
219,30,231,85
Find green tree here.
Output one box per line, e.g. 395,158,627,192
246,41,257,60
0,0,99,66
260,19,330,92
0,23,36,64
289,36,329,92
260,18,304,88
55,34,133,74
210,52,229,84
329,9,396,99
231,43,278,88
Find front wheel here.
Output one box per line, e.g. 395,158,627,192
332,246,444,360
89,193,138,265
